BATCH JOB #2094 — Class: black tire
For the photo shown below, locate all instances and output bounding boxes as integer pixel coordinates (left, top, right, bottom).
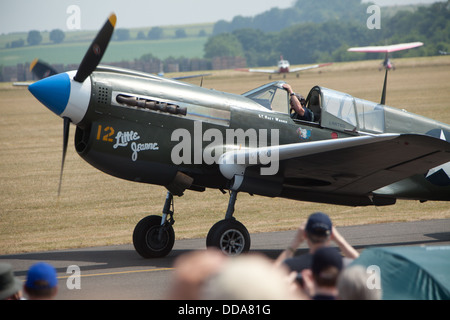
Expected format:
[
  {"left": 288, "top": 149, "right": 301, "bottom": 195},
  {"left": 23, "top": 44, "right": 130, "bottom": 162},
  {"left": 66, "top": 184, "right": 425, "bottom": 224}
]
[
  {"left": 133, "top": 215, "right": 175, "bottom": 258},
  {"left": 206, "top": 219, "right": 250, "bottom": 256}
]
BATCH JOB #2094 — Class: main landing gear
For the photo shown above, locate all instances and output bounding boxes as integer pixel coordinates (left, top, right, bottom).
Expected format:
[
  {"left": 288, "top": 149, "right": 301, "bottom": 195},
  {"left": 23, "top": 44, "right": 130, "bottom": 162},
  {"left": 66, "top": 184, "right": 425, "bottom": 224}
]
[{"left": 132, "top": 190, "right": 250, "bottom": 258}]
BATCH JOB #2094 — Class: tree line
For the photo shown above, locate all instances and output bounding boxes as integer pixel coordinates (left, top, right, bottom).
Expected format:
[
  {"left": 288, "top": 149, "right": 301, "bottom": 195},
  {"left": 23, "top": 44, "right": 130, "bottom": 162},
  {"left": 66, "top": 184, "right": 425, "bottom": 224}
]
[
  {"left": 205, "top": 1, "right": 450, "bottom": 66},
  {"left": 5, "top": 27, "right": 207, "bottom": 49}
]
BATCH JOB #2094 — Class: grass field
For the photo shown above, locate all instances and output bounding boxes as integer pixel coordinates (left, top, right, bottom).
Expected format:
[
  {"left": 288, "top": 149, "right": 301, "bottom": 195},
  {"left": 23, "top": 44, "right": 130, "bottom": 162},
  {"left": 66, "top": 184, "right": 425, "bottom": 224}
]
[
  {"left": 1, "top": 56, "right": 449, "bottom": 255},
  {"left": 0, "top": 23, "right": 213, "bottom": 67},
  {"left": 0, "top": 37, "right": 208, "bottom": 67}
]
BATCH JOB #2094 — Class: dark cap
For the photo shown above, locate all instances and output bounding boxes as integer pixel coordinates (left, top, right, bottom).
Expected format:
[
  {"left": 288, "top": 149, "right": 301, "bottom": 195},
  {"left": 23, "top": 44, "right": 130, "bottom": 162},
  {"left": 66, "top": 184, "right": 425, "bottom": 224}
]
[
  {"left": 311, "top": 247, "right": 343, "bottom": 276},
  {"left": 305, "top": 212, "right": 332, "bottom": 236}
]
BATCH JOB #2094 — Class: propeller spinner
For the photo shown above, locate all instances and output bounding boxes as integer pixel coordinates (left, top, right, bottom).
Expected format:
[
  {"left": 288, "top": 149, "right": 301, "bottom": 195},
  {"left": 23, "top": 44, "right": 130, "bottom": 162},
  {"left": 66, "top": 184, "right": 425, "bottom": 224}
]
[{"left": 28, "top": 13, "right": 117, "bottom": 195}]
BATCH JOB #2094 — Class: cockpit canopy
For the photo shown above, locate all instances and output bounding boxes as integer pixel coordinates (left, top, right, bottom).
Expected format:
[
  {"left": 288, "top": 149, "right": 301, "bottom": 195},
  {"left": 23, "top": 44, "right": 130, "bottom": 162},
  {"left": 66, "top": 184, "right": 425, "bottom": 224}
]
[
  {"left": 242, "top": 81, "right": 386, "bottom": 134},
  {"left": 319, "top": 86, "right": 385, "bottom": 133},
  {"left": 242, "top": 81, "right": 289, "bottom": 113}
]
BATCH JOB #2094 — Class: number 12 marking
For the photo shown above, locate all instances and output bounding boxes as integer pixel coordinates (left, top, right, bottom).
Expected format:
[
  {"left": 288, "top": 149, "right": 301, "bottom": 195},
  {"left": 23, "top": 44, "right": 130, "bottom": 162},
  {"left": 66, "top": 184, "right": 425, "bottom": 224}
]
[{"left": 96, "top": 125, "right": 114, "bottom": 142}]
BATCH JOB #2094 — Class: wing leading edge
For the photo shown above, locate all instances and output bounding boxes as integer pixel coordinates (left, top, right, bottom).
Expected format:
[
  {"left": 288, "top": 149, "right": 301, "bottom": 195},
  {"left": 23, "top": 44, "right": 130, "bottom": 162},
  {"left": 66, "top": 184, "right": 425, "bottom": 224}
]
[{"left": 219, "top": 133, "right": 450, "bottom": 199}]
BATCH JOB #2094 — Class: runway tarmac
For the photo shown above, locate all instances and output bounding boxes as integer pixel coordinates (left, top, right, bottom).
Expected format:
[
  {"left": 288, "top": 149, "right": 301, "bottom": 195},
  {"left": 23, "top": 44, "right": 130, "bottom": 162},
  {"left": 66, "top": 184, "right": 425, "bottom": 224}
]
[{"left": 1, "top": 219, "right": 449, "bottom": 300}]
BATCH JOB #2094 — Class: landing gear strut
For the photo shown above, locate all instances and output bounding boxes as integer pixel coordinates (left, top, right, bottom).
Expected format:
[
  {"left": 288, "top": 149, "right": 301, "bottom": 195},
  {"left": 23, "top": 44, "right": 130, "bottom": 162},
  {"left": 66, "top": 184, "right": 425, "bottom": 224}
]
[
  {"left": 206, "top": 190, "right": 251, "bottom": 256},
  {"left": 133, "top": 191, "right": 175, "bottom": 258},
  {"left": 133, "top": 190, "right": 250, "bottom": 258}
]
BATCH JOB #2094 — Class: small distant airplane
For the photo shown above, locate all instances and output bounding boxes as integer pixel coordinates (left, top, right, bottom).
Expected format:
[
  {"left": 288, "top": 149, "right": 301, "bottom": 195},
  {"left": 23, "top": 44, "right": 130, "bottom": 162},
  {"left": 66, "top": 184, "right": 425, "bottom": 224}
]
[
  {"left": 347, "top": 42, "right": 424, "bottom": 71},
  {"left": 236, "top": 56, "right": 332, "bottom": 79},
  {"left": 348, "top": 42, "right": 424, "bottom": 105}
]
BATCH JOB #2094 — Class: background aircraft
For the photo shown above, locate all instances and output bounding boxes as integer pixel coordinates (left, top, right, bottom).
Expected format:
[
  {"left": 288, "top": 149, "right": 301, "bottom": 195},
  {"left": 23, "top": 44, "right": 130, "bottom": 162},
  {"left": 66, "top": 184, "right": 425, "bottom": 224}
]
[
  {"left": 28, "top": 14, "right": 450, "bottom": 258},
  {"left": 236, "top": 56, "right": 332, "bottom": 79},
  {"left": 348, "top": 42, "right": 423, "bottom": 105},
  {"left": 347, "top": 42, "right": 424, "bottom": 71}
]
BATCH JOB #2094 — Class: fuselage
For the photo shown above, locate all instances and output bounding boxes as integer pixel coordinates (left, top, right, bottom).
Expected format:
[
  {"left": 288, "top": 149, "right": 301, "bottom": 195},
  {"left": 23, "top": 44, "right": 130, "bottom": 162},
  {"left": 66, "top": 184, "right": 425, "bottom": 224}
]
[{"left": 29, "top": 67, "right": 450, "bottom": 205}]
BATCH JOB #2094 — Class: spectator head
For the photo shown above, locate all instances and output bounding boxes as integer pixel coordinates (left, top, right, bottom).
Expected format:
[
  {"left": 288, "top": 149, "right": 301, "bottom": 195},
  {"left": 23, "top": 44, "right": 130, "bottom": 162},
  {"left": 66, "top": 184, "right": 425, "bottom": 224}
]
[
  {"left": 337, "top": 265, "right": 382, "bottom": 300},
  {"left": 305, "top": 212, "right": 332, "bottom": 244},
  {"left": 0, "top": 263, "right": 22, "bottom": 300},
  {"left": 311, "top": 247, "right": 343, "bottom": 288},
  {"left": 24, "top": 262, "right": 58, "bottom": 300}
]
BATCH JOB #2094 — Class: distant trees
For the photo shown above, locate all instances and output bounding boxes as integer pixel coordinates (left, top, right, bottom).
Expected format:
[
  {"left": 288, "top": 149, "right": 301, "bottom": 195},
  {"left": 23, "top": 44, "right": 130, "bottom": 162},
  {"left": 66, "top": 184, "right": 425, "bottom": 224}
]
[
  {"left": 204, "top": 33, "right": 244, "bottom": 58},
  {"left": 175, "top": 29, "right": 187, "bottom": 39},
  {"left": 114, "top": 29, "right": 130, "bottom": 41},
  {"left": 5, "top": 24, "right": 209, "bottom": 51},
  {"left": 212, "top": 0, "right": 367, "bottom": 35},
  {"left": 206, "top": 1, "right": 450, "bottom": 66},
  {"left": 49, "top": 29, "right": 65, "bottom": 44},
  {"left": 27, "top": 30, "right": 42, "bottom": 46},
  {"left": 148, "top": 27, "right": 163, "bottom": 40}
]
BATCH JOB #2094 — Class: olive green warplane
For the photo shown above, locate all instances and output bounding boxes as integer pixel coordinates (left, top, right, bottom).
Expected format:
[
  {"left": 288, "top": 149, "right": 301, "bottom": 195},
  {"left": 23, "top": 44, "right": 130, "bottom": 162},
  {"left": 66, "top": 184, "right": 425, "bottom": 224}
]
[{"left": 28, "top": 14, "right": 450, "bottom": 258}]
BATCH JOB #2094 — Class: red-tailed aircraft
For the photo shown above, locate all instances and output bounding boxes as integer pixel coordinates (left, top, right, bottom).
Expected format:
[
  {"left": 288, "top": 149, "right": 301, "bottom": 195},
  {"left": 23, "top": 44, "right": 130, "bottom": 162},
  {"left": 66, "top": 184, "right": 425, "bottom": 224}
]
[
  {"left": 348, "top": 42, "right": 424, "bottom": 105},
  {"left": 236, "top": 56, "right": 332, "bottom": 79},
  {"left": 347, "top": 42, "right": 424, "bottom": 71}
]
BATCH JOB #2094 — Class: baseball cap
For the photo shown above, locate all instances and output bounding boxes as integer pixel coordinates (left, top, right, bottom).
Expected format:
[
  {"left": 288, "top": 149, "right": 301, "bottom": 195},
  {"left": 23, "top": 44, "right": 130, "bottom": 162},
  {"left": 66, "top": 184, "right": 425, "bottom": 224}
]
[
  {"left": 305, "top": 212, "right": 332, "bottom": 236},
  {"left": 25, "top": 262, "right": 58, "bottom": 290},
  {"left": 311, "top": 247, "right": 343, "bottom": 276}
]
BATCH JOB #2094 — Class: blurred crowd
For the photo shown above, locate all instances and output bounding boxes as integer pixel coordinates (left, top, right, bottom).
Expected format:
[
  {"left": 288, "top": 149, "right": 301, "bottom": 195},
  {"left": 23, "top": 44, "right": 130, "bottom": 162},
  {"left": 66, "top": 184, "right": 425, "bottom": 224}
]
[
  {"left": 168, "top": 211, "right": 381, "bottom": 300},
  {"left": 1, "top": 212, "right": 382, "bottom": 300}
]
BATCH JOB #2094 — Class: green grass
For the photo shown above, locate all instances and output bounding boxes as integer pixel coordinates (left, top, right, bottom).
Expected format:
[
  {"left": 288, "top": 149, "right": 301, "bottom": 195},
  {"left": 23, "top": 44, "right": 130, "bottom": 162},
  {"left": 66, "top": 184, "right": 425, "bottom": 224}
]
[
  {"left": 0, "top": 37, "right": 208, "bottom": 67},
  {"left": 0, "top": 23, "right": 213, "bottom": 67}
]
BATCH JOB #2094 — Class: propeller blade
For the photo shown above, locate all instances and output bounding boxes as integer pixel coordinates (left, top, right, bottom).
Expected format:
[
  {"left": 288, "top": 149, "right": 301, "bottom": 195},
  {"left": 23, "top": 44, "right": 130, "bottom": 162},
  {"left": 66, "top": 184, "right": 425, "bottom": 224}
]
[
  {"left": 58, "top": 117, "right": 71, "bottom": 197},
  {"left": 30, "top": 58, "right": 58, "bottom": 79},
  {"left": 73, "top": 13, "right": 117, "bottom": 83}
]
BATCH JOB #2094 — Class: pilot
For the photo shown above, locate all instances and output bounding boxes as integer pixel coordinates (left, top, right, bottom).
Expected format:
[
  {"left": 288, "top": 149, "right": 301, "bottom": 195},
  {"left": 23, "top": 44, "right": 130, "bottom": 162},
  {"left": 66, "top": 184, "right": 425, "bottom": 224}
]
[{"left": 283, "top": 83, "right": 314, "bottom": 122}]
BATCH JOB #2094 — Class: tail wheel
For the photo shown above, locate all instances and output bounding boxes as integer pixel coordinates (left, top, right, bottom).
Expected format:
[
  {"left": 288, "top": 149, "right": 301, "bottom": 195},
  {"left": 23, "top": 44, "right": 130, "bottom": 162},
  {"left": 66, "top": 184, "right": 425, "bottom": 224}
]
[
  {"left": 133, "top": 215, "right": 175, "bottom": 258},
  {"left": 206, "top": 219, "right": 250, "bottom": 256}
]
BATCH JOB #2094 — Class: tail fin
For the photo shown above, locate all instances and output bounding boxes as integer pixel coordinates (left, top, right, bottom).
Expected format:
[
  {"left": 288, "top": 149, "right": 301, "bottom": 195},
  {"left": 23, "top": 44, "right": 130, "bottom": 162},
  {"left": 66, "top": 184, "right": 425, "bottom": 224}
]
[{"left": 380, "top": 68, "right": 388, "bottom": 105}]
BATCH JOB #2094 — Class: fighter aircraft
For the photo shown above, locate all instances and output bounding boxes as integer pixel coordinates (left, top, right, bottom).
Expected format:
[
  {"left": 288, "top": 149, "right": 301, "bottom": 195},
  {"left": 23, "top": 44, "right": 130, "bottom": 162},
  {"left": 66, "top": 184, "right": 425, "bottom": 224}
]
[
  {"left": 236, "top": 56, "right": 332, "bottom": 79},
  {"left": 28, "top": 14, "right": 450, "bottom": 258},
  {"left": 347, "top": 42, "right": 424, "bottom": 71}
]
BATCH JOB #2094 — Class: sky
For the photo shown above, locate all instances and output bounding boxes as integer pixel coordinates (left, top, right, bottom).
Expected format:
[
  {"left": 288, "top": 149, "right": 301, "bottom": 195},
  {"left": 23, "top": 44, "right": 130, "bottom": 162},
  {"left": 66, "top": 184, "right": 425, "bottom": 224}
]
[
  {"left": 0, "top": 0, "right": 294, "bottom": 34},
  {"left": 0, "top": 0, "right": 442, "bottom": 34}
]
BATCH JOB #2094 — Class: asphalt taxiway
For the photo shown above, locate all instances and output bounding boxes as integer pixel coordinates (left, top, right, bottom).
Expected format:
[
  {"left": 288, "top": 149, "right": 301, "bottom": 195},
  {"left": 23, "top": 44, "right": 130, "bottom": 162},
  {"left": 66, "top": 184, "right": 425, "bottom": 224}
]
[{"left": 1, "top": 219, "right": 449, "bottom": 299}]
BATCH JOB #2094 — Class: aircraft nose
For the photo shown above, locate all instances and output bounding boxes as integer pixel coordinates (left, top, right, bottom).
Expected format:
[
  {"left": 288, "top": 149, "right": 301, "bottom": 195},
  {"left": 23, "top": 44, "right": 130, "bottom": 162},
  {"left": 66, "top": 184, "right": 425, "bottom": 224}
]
[
  {"left": 29, "top": 73, "right": 71, "bottom": 116},
  {"left": 28, "top": 71, "right": 91, "bottom": 124}
]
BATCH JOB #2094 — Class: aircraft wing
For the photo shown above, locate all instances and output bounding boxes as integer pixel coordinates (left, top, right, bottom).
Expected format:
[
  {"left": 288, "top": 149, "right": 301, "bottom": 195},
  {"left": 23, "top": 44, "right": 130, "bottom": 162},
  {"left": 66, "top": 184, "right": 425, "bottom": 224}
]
[
  {"left": 172, "top": 73, "right": 212, "bottom": 80},
  {"left": 235, "top": 68, "right": 278, "bottom": 74},
  {"left": 289, "top": 63, "right": 333, "bottom": 73},
  {"left": 12, "top": 82, "right": 34, "bottom": 87},
  {"left": 219, "top": 133, "right": 450, "bottom": 196},
  {"left": 347, "top": 42, "right": 423, "bottom": 53}
]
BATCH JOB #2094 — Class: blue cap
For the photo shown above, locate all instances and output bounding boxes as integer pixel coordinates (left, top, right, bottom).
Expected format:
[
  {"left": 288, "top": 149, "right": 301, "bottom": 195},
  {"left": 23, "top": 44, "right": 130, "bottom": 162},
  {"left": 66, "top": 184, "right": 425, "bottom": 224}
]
[
  {"left": 25, "top": 262, "right": 58, "bottom": 289},
  {"left": 28, "top": 72, "right": 71, "bottom": 116},
  {"left": 306, "top": 212, "right": 332, "bottom": 236}
]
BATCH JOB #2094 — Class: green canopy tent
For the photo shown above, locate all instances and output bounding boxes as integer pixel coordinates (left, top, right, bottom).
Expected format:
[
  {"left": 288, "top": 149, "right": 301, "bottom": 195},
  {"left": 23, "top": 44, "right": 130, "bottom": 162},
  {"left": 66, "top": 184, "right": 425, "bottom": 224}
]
[{"left": 351, "top": 245, "right": 450, "bottom": 300}]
